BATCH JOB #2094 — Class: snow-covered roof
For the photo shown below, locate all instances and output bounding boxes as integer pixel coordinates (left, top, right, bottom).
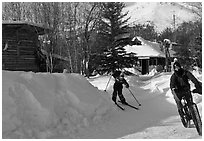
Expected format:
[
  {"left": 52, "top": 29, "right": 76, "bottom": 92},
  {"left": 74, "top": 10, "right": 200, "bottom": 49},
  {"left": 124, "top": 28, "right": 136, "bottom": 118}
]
[{"left": 124, "top": 36, "right": 165, "bottom": 58}]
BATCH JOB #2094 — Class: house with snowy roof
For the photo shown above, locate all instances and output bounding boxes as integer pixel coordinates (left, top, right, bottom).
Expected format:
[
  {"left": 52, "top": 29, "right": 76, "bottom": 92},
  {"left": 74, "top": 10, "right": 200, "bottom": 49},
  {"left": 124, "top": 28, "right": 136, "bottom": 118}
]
[{"left": 124, "top": 36, "right": 176, "bottom": 74}]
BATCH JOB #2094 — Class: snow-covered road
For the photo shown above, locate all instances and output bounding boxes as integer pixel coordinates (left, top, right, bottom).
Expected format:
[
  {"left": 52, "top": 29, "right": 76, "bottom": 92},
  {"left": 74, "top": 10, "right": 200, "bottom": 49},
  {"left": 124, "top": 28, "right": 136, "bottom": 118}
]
[
  {"left": 122, "top": 115, "right": 201, "bottom": 139},
  {"left": 87, "top": 73, "right": 202, "bottom": 139}
]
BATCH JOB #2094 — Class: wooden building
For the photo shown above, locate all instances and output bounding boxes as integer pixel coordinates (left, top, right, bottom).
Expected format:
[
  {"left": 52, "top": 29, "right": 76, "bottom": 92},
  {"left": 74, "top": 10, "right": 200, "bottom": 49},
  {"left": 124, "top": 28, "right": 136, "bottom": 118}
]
[{"left": 2, "top": 20, "right": 49, "bottom": 72}]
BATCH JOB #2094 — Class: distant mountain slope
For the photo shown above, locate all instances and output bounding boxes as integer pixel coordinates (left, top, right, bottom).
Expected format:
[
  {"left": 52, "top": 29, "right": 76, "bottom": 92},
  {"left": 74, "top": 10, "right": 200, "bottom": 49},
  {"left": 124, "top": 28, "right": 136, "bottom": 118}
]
[{"left": 123, "top": 2, "right": 200, "bottom": 33}]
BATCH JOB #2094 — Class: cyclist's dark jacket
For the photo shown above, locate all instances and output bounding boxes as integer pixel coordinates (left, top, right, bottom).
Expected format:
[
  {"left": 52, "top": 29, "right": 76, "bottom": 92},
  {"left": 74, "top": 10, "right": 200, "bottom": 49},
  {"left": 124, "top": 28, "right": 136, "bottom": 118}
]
[{"left": 170, "top": 68, "right": 201, "bottom": 92}]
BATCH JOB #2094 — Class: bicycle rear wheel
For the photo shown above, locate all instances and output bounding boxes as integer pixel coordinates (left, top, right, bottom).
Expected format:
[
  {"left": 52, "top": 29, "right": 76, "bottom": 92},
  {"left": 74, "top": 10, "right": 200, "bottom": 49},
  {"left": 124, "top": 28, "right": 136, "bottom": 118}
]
[{"left": 190, "top": 103, "right": 202, "bottom": 136}]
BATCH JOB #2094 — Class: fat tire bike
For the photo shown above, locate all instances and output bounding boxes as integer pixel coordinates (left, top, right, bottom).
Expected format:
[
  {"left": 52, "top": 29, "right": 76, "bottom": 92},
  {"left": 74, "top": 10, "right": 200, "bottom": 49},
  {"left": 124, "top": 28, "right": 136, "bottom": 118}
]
[{"left": 178, "top": 92, "right": 202, "bottom": 136}]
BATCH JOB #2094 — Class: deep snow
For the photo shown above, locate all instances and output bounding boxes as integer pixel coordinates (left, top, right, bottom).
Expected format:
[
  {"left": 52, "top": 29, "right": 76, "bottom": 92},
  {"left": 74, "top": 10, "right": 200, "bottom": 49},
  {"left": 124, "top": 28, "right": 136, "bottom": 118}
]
[{"left": 2, "top": 69, "right": 202, "bottom": 139}]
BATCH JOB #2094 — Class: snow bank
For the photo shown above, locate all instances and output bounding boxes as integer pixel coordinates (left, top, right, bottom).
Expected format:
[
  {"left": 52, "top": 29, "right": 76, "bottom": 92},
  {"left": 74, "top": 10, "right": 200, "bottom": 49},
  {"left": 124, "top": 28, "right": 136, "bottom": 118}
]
[
  {"left": 136, "top": 71, "right": 202, "bottom": 109},
  {"left": 2, "top": 71, "right": 112, "bottom": 139}
]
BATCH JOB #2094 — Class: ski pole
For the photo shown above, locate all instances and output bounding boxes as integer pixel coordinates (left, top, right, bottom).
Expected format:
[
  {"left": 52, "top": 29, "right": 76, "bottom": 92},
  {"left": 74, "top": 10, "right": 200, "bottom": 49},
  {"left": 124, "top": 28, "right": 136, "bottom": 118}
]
[
  {"left": 104, "top": 75, "right": 112, "bottom": 91},
  {"left": 128, "top": 88, "right": 141, "bottom": 106}
]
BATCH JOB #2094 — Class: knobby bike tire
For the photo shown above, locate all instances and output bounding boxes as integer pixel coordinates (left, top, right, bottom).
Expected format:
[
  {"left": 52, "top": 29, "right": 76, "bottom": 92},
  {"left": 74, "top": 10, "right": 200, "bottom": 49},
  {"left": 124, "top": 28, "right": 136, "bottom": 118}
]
[{"left": 190, "top": 103, "right": 202, "bottom": 136}]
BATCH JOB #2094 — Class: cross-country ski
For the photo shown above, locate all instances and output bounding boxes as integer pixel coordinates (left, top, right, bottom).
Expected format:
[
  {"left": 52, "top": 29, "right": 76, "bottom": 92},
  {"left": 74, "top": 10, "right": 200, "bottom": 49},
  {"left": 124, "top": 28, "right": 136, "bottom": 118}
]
[
  {"left": 118, "top": 100, "right": 139, "bottom": 110},
  {"left": 115, "top": 102, "right": 125, "bottom": 110}
]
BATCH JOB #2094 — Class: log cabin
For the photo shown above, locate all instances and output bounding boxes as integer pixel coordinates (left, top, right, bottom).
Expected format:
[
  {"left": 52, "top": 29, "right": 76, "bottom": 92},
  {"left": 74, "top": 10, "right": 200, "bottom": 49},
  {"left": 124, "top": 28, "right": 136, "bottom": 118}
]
[{"left": 2, "top": 20, "right": 49, "bottom": 72}]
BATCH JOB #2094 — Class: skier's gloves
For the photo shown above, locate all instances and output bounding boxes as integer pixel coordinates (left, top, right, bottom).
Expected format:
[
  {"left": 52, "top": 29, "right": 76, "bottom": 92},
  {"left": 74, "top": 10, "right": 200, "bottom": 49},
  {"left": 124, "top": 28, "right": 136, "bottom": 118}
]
[{"left": 192, "top": 88, "right": 202, "bottom": 95}]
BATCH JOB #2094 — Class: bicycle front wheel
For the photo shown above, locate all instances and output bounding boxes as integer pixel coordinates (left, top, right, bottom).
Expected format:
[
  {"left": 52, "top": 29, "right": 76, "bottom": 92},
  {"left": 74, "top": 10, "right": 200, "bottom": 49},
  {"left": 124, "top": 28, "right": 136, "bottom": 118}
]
[{"left": 190, "top": 103, "right": 202, "bottom": 136}]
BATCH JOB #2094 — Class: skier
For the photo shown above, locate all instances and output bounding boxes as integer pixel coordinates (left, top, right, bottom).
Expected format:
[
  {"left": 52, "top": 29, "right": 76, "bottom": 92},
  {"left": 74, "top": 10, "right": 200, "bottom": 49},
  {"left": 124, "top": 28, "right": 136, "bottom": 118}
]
[
  {"left": 112, "top": 70, "right": 129, "bottom": 104},
  {"left": 170, "top": 61, "right": 202, "bottom": 116}
]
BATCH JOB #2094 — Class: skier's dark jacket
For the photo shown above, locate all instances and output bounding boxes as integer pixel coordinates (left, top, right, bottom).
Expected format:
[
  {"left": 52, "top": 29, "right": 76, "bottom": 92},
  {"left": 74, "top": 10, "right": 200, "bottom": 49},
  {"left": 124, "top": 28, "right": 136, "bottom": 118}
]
[
  {"left": 170, "top": 68, "right": 201, "bottom": 93},
  {"left": 112, "top": 71, "right": 129, "bottom": 89}
]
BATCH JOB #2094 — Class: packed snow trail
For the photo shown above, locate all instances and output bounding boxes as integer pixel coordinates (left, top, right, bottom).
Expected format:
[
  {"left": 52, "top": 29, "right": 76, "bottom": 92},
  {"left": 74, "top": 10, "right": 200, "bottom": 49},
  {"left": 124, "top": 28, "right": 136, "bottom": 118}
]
[
  {"left": 87, "top": 74, "right": 202, "bottom": 139},
  {"left": 121, "top": 116, "right": 201, "bottom": 139}
]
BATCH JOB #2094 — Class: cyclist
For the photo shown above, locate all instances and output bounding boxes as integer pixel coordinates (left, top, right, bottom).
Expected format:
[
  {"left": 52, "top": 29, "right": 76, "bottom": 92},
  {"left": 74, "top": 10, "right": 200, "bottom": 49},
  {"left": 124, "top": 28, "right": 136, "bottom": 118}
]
[{"left": 170, "top": 61, "right": 202, "bottom": 116}]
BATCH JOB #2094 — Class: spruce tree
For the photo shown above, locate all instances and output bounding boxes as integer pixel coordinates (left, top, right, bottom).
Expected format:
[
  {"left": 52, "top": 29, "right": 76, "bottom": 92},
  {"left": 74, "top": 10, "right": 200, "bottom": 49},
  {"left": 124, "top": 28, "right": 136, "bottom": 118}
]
[{"left": 97, "top": 2, "right": 132, "bottom": 72}]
